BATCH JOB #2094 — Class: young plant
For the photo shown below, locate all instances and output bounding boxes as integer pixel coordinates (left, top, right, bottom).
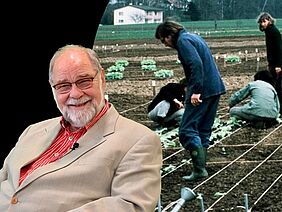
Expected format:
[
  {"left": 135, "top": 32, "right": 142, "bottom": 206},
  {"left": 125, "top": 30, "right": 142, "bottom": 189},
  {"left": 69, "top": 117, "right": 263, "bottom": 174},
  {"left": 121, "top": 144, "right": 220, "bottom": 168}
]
[
  {"left": 224, "top": 55, "right": 241, "bottom": 63},
  {"left": 115, "top": 60, "right": 129, "bottom": 67},
  {"left": 154, "top": 69, "right": 174, "bottom": 79},
  {"left": 141, "top": 59, "right": 157, "bottom": 71},
  {"left": 105, "top": 72, "right": 124, "bottom": 81}
]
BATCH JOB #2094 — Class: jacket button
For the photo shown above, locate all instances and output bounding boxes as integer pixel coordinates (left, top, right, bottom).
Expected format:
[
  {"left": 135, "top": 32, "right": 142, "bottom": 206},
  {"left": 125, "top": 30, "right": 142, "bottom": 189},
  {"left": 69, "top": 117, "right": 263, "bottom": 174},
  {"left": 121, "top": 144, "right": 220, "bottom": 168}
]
[{"left": 11, "top": 196, "right": 18, "bottom": 204}]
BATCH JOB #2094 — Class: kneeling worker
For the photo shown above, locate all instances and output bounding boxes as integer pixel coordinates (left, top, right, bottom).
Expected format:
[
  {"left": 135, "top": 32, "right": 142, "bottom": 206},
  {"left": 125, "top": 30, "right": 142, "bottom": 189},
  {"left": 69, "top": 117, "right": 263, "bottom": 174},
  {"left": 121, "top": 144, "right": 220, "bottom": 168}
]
[
  {"left": 229, "top": 70, "right": 280, "bottom": 128},
  {"left": 148, "top": 78, "right": 187, "bottom": 127}
]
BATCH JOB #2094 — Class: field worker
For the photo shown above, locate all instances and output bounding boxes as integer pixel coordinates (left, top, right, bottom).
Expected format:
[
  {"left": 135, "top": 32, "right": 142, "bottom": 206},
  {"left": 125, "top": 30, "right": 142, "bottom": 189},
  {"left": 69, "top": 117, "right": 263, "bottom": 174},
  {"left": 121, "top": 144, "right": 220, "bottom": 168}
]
[
  {"left": 0, "top": 45, "right": 163, "bottom": 212},
  {"left": 148, "top": 78, "right": 187, "bottom": 128},
  {"left": 155, "top": 21, "right": 226, "bottom": 181},
  {"left": 229, "top": 70, "right": 280, "bottom": 128},
  {"left": 257, "top": 12, "right": 282, "bottom": 114}
]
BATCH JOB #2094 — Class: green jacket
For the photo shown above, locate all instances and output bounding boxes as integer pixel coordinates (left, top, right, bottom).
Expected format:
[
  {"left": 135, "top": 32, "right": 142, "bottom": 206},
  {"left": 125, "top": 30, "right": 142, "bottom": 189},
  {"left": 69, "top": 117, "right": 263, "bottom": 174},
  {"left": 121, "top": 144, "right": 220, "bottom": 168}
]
[{"left": 229, "top": 80, "right": 280, "bottom": 119}]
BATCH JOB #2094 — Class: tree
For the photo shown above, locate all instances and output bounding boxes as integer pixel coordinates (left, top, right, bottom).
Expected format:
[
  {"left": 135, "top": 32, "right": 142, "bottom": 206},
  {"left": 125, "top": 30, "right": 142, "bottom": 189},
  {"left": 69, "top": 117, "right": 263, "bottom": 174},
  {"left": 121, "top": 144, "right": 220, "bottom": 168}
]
[
  {"left": 105, "top": 0, "right": 282, "bottom": 24},
  {"left": 187, "top": 2, "right": 201, "bottom": 21},
  {"left": 131, "top": 13, "right": 146, "bottom": 23}
]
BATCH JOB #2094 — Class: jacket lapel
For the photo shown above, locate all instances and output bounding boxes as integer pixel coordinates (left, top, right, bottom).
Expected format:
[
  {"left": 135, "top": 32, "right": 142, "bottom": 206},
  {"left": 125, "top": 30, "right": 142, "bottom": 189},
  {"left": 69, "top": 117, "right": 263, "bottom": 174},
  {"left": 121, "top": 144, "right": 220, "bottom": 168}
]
[
  {"left": 18, "top": 105, "right": 119, "bottom": 190},
  {"left": 12, "top": 119, "right": 61, "bottom": 190}
]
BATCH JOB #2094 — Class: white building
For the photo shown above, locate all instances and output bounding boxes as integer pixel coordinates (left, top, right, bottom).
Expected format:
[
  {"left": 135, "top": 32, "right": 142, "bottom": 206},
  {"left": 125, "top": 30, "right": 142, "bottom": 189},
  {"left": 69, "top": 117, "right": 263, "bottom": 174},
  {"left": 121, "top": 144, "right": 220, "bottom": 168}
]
[{"left": 114, "top": 5, "right": 163, "bottom": 25}]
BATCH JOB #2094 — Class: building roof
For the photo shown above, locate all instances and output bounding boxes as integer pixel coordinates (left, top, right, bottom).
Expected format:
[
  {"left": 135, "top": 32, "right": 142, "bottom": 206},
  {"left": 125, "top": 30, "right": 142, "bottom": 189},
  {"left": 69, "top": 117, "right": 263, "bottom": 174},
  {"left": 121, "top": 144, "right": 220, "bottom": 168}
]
[{"left": 126, "top": 5, "right": 163, "bottom": 11}]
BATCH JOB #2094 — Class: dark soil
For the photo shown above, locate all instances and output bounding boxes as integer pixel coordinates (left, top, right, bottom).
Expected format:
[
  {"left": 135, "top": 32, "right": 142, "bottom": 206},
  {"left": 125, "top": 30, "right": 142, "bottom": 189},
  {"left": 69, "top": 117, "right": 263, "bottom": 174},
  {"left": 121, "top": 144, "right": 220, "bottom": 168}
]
[{"left": 95, "top": 35, "right": 282, "bottom": 212}]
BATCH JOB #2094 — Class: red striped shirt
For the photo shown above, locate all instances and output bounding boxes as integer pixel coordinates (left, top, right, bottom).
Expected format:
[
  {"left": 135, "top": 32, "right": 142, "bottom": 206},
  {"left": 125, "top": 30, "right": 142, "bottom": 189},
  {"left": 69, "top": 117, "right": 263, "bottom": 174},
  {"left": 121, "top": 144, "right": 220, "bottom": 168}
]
[{"left": 19, "top": 101, "right": 110, "bottom": 185}]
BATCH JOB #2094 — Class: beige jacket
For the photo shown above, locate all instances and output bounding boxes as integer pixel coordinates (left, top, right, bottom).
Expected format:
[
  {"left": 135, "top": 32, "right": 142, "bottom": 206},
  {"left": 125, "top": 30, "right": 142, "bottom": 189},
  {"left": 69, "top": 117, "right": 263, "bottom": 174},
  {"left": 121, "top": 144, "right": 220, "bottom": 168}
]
[{"left": 0, "top": 105, "right": 162, "bottom": 212}]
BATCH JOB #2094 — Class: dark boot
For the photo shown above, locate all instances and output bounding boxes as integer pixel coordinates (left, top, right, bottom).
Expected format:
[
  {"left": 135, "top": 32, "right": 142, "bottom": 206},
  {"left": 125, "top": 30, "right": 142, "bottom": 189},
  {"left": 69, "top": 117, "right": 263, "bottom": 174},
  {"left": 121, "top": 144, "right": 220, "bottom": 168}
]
[
  {"left": 265, "top": 119, "right": 279, "bottom": 128},
  {"left": 203, "top": 147, "right": 208, "bottom": 166},
  {"left": 183, "top": 147, "right": 208, "bottom": 181},
  {"left": 251, "top": 121, "right": 266, "bottom": 129}
]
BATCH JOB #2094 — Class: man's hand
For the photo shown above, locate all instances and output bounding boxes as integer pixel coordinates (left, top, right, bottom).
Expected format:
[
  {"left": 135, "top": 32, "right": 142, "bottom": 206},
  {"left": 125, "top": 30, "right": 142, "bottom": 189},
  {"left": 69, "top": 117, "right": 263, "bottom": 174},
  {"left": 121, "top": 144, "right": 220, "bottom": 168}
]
[
  {"left": 173, "top": 98, "right": 184, "bottom": 108},
  {"left": 275, "top": 67, "right": 281, "bottom": 74},
  {"left": 191, "top": 94, "right": 202, "bottom": 106}
]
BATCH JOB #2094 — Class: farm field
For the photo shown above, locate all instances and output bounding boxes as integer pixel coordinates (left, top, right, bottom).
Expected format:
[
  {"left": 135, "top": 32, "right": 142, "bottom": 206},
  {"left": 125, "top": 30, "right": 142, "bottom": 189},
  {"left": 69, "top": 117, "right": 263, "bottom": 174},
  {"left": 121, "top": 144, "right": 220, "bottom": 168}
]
[{"left": 94, "top": 35, "right": 282, "bottom": 212}]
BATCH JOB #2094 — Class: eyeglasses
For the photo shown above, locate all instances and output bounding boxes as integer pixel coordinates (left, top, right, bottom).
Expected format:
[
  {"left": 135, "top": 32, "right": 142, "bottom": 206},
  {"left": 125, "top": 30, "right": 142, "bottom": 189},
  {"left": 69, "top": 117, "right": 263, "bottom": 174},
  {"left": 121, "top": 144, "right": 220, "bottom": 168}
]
[{"left": 52, "top": 73, "right": 98, "bottom": 94}]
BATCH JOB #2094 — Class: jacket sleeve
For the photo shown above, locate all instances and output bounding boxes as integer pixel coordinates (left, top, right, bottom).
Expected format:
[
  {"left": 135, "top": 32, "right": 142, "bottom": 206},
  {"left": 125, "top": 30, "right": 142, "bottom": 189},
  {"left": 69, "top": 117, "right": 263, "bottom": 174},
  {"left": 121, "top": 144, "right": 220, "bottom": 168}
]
[
  {"left": 177, "top": 39, "right": 204, "bottom": 94},
  {"left": 69, "top": 132, "right": 162, "bottom": 212},
  {"left": 272, "top": 27, "right": 282, "bottom": 67},
  {"left": 0, "top": 160, "right": 8, "bottom": 184},
  {"left": 229, "top": 83, "right": 251, "bottom": 107}
]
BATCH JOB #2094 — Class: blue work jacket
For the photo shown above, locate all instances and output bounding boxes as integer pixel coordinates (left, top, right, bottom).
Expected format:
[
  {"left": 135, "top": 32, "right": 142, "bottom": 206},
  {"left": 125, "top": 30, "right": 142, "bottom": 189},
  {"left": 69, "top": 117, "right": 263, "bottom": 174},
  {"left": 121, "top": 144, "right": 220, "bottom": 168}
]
[{"left": 175, "top": 29, "right": 226, "bottom": 100}]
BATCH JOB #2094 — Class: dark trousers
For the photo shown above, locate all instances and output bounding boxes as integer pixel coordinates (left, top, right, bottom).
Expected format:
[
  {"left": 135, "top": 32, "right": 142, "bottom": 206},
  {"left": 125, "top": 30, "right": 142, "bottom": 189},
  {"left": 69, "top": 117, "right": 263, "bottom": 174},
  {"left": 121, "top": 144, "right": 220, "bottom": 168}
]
[
  {"left": 269, "top": 66, "right": 282, "bottom": 114},
  {"left": 277, "top": 74, "right": 282, "bottom": 114},
  {"left": 179, "top": 95, "right": 220, "bottom": 150}
]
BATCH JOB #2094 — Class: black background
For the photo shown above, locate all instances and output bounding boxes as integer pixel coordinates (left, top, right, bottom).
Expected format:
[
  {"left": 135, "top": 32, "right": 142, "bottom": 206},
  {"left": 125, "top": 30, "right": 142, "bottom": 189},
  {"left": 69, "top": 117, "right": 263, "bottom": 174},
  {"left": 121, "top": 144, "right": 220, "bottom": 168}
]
[{"left": 2, "top": 1, "right": 109, "bottom": 164}]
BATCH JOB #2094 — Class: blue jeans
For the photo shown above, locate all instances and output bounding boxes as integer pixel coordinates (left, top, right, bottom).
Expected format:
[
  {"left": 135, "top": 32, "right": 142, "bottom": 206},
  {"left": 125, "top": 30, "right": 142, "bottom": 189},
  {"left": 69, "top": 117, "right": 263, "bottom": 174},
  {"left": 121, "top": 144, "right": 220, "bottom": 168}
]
[
  {"left": 179, "top": 95, "right": 220, "bottom": 150},
  {"left": 148, "top": 100, "right": 184, "bottom": 124}
]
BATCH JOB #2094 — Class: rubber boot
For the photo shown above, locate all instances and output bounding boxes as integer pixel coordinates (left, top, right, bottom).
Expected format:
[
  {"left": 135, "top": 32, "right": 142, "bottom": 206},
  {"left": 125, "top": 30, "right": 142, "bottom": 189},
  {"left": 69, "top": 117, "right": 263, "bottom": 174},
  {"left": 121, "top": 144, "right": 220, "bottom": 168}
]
[
  {"left": 183, "top": 147, "right": 208, "bottom": 181},
  {"left": 203, "top": 147, "right": 207, "bottom": 166}
]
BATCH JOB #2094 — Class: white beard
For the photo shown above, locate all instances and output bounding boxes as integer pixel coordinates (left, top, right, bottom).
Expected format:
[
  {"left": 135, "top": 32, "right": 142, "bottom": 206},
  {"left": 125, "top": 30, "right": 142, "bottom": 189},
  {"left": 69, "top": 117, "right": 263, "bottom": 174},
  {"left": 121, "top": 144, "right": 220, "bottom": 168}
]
[{"left": 63, "top": 97, "right": 97, "bottom": 128}]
